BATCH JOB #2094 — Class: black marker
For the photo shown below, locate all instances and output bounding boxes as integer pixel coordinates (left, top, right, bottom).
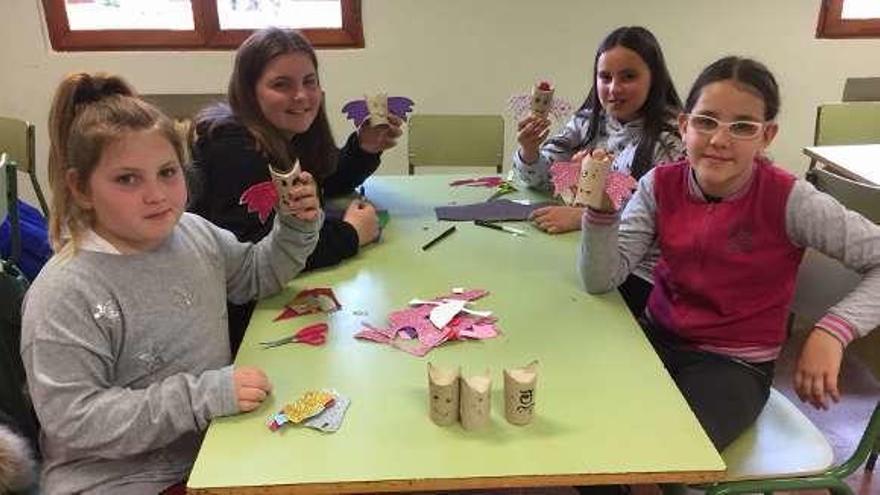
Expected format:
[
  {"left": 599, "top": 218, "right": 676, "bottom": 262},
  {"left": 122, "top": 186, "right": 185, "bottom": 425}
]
[{"left": 421, "top": 225, "right": 457, "bottom": 251}]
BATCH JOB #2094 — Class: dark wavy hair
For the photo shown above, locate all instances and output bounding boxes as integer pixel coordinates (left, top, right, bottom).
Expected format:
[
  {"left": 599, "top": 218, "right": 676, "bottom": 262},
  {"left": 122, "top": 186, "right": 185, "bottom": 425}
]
[
  {"left": 576, "top": 26, "right": 682, "bottom": 179},
  {"left": 199, "top": 28, "right": 337, "bottom": 178},
  {"left": 684, "top": 56, "right": 780, "bottom": 121}
]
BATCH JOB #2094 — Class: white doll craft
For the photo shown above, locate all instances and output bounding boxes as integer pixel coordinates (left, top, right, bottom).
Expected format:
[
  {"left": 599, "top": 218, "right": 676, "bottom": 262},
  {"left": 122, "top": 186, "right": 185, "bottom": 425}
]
[
  {"left": 238, "top": 160, "right": 302, "bottom": 223},
  {"left": 549, "top": 149, "right": 637, "bottom": 210},
  {"left": 342, "top": 93, "right": 415, "bottom": 128},
  {"left": 508, "top": 80, "right": 573, "bottom": 123}
]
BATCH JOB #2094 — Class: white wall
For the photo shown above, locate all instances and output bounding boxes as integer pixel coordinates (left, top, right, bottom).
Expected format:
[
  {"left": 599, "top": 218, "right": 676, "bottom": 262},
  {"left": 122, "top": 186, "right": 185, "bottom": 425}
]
[{"left": 2, "top": 0, "right": 879, "bottom": 205}]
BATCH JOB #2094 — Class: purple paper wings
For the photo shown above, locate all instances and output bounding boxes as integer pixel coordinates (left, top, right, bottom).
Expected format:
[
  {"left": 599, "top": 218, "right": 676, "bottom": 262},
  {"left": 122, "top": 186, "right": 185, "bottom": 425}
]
[{"left": 342, "top": 96, "right": 415, "bottom": 127}]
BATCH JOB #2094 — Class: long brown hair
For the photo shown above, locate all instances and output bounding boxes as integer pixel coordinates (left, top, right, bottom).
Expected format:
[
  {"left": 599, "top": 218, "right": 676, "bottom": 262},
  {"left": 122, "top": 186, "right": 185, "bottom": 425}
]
[
  {"left": 207, "top": 27, "right": 337, "bottom": 178},
  {"left": 573, "top": 26, "right": 682, "bottom": 179},
  {"left": 47, "top": 72, "right": 185, "bottom": 253}
]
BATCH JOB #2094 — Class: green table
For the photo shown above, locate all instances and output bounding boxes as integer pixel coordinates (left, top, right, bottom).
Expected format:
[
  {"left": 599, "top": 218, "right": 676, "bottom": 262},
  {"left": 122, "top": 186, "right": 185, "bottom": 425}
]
[{"left": 188, "top": 175, "right": 724, "bottom": 494}]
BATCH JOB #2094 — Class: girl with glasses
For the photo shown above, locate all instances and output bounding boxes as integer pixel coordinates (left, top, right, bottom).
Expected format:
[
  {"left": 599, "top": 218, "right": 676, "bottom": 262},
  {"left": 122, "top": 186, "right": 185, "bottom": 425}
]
[
  {"left": 579, "top": 56, "right": 880, "bottom": 450},
  {"left": 512, "top": 26, "right": 684, "bottom": 317}
]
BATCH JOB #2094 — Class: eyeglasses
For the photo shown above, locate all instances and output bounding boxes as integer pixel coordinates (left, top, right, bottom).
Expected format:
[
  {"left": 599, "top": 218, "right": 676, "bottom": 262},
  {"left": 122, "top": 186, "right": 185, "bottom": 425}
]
[{"left": 685, "top": 114, "right": 766, "bottom": 140}]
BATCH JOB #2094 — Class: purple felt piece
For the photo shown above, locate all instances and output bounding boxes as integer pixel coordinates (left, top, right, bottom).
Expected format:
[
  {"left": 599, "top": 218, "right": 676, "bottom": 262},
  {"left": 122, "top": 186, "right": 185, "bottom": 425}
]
[
  {"left": 434, "top": 199, "right": 552, "bottom": 222},
  {"left": 341, "top": 100, "right": 370, "bottom": 127},
  {"left": 387, "top": 96, "right": 414, "bottom": 120}
]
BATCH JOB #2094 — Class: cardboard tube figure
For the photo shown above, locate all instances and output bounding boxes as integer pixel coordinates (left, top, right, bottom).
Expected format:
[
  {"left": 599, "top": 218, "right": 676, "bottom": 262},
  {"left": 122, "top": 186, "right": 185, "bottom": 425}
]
[
  {"left": 574, "top": 149, "right": 612, "bottom": 209},
  {"left": 530, "top": 81, "right": 555, "bottom": 118},
  {"left": 365, "top": 93, "right": 390, "bottom": 126},
  {"left": 269, "top": 159, "right": 302, "bottom": 216},
  {"left": 504, "top": 360, "right": 539, "bottom": 425},
  {"left": 460, "top": 370, "right": 492, "bottom": 430},
  {"left": 428, "top": 363, "right": 460, "bottom": 426}
]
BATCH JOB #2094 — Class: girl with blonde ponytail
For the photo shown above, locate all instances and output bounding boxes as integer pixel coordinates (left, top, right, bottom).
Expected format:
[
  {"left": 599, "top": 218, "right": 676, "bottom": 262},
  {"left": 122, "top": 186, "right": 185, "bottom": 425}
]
[{"left": 22, "top": 72, "right": 322, "bottom": 494}]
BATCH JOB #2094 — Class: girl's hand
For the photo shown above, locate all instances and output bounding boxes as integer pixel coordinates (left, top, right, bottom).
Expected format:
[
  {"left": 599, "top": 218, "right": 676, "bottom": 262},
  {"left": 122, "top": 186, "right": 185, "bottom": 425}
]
[
  {"left": 287, "top": 171, "right": 321, "bottom": 222},
  {"left": 233, "top": 366, "right": 272, "bottom": 413},
  {"left": 529, "top": 206, "right": 583, "bottom": 234},
  {"left": 516, "top": 115, "right": 551, "bottom": 163},
  {"left": 343, "top": 199, "right": 380, "bottom": 246},
  {"left": 794, "top": 329, "right": 844, "bottom": 410},
  {"left": 358, "top": 115, "right": 404, "bottom": 154}
]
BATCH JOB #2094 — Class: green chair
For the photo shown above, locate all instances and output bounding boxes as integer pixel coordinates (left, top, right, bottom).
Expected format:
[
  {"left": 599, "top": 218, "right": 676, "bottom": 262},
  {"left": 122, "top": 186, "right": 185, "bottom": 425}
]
[
  {"left": 810, "top": 102, "right": 880, "bottom": 172},
  {"left": 407, "top": 114, "right": 504, "bottom": 175},
  {"left": 1, "top": 153, "right": 21, "bottom": 266},
  {"left": 0, "top": 117, "right": 47, "bottom": 216},
  {"left": 687, "top": 389, "right": 879, "bottom": 495}
]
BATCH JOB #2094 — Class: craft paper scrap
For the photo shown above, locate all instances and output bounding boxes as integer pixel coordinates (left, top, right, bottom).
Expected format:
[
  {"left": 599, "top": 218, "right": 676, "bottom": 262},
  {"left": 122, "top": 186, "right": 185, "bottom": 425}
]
[
  {"left": 304, "top": 391, "right": 351, "bottom": 432},
  {"left": 267, "top": 389, "right": 336, "bottom": 432},
  {"left": 274, "top": 288, "right": 341, "bottom": 322},
  {"left": 355, "top": 288, "right": 500, "bottom": 357},
  {"left": 435, "top": 199, "right": 552, "bottom": 222}
]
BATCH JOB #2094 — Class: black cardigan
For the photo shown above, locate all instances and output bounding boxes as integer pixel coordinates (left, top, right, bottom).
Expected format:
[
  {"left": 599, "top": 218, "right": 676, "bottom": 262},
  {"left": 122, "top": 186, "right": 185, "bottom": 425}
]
[{"left": 188, "top": 117, "right": 381, "bottom": 271}]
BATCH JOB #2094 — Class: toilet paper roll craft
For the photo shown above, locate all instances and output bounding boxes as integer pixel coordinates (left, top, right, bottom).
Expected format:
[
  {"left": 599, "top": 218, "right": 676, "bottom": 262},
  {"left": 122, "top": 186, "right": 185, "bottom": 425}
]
[
  {"left": 507, "top": 80, "right": 573, "bottom": 123},
  {"left": 342, "top": 94, "right": 415, "bottom": 128},
  {"left": 238, "top": 160, "right": 302, "bottom": 223},
  {"left": 574, "top": 148, "right": 612, "bottom": 208},
  {"left": 504, "top": 360, "right": 539, "bottom": 425},
  {"left": 460, "top": 369, "right": 491, "bottom": 430},
  {"left": 428, "top": 362, "right": 461, "bottom": 426},
  {"left": 549, "top": 148, "right": 637, "bottom": 210}
]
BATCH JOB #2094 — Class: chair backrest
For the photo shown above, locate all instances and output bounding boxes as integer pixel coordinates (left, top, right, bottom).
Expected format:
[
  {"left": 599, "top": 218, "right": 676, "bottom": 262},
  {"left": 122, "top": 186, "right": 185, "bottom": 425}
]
[
  {"left": 0, "top": 117, "right": 35, "bottom": 175},
  {"left": 0, "top": 154, "right": 21, "bottom": 265},
  {"left": 812, "top": 167, "right": 880, "bottom": 224},
  {"left": 407, "top": 114, "right": 504, "bottom": 175},
  {"left": 814, "top": 102, "right": 880, "bottom": 146},
  {"left": 843, "top": 77, "right": 880, "bottom": 102}
]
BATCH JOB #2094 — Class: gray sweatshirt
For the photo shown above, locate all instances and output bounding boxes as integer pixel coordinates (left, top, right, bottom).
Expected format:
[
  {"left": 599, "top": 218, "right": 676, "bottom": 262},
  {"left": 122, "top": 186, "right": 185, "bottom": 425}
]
[
  {"left": 21, "top": 212, "right": 320, "bottom": 494},
  {"left": 512, "top": 108, "right": 683, "bottom": 283}
]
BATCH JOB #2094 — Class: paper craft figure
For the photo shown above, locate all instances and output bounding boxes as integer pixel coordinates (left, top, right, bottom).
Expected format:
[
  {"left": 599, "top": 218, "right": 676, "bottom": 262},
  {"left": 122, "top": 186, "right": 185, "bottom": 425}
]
[
  {"left": 267, "top": 390, "right": 335, "bottom": 431},
  {"left": 530, "top": 81, "right": 555, "bottom": 118},
  {"left": 508, "top": 81, "right": 573, "bottom": 123},
  {"left": 504, "top": 360, "right": 539, "bottom": 426},
  {"left": 274, "top": 288, "right": 341, "bottom": 322},
  {"left": 575, "top": 149, "right": 611, "bottom": 208},
  {"left": 354, "top": 288, "right": 500, "bottom": 357},
  {"left": 550, "top": 149, "right": 638, "bottom": 210},
  {"left": 269, "top": 160, "right": 302, "bottom": 216},
  {"left": 238, "top": 160, "right": 302, "bottom": 224},
  {"left": 342, "top": 94, "right": 415, "bottom": 128},
  {"left": 460, "top": 370, "right": 491, "bottom": 430},
  {"left": 428, "top": 363, "right": 460, "bottom": 426}
]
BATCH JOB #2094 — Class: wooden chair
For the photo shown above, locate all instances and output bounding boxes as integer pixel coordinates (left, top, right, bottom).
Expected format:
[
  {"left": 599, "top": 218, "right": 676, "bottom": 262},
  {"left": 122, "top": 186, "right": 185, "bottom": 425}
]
[
  {"left": 407, "top": 114, "right": 504, "bottom": 175},
  {"left": 0, "top": 117, "right": 47, "bottom": 216}
]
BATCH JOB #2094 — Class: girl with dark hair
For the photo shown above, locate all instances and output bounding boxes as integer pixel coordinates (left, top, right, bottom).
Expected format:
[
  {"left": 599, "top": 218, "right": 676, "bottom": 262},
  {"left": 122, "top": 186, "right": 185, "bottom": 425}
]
[
  {"left": 514, "top": 25, "right": 683, "bottom": 317},
  {"left": 580, "top": 56, "right": 880, "bottom": 450},
  {"left": 189, "top": 28, "right": 401, "bottom": 351},
  {"left": 23, "top": 71, "right": 320, "bottom": 493}
]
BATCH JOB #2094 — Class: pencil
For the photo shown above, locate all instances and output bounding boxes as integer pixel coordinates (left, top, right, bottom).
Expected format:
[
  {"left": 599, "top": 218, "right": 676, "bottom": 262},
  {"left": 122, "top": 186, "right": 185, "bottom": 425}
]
[{"left": 421, "top": 225, "right": 457, "bottom": 251}]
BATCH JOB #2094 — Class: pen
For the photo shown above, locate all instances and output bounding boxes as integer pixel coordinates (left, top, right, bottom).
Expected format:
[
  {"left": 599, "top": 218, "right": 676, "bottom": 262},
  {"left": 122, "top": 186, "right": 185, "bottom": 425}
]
[
  {"left": 357, "top": 185, "right": 366, "bottom": 209},
  {"left": 421, "top": 225, "right": 457, "bottom": 251},
  {"left": 473, "top": 220, "right": 526, "bottom": 236}
]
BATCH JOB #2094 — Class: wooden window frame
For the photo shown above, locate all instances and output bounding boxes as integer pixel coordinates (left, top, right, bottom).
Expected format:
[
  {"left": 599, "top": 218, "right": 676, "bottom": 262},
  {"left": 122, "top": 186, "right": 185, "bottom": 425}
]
[
  {"left": 42, "top": 0, "right": 363, "bottom": 51},
  {"left": 817, "top": 0, "right": 880, "bottom": 38}
]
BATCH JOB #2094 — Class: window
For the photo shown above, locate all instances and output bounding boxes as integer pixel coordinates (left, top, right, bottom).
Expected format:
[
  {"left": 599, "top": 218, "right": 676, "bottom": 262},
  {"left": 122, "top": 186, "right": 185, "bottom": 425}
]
[
  {"left": 817, "top": 0, "right": 880, "bottom": 38},
  {"left": 42, "top": 0, "right": 363, "bottom": 51}
]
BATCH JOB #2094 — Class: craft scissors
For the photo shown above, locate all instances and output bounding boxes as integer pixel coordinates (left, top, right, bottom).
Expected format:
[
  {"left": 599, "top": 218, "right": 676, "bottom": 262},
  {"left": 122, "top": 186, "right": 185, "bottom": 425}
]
[{"left": 260, "top": 323, "right": 328, "bottom": 348}]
